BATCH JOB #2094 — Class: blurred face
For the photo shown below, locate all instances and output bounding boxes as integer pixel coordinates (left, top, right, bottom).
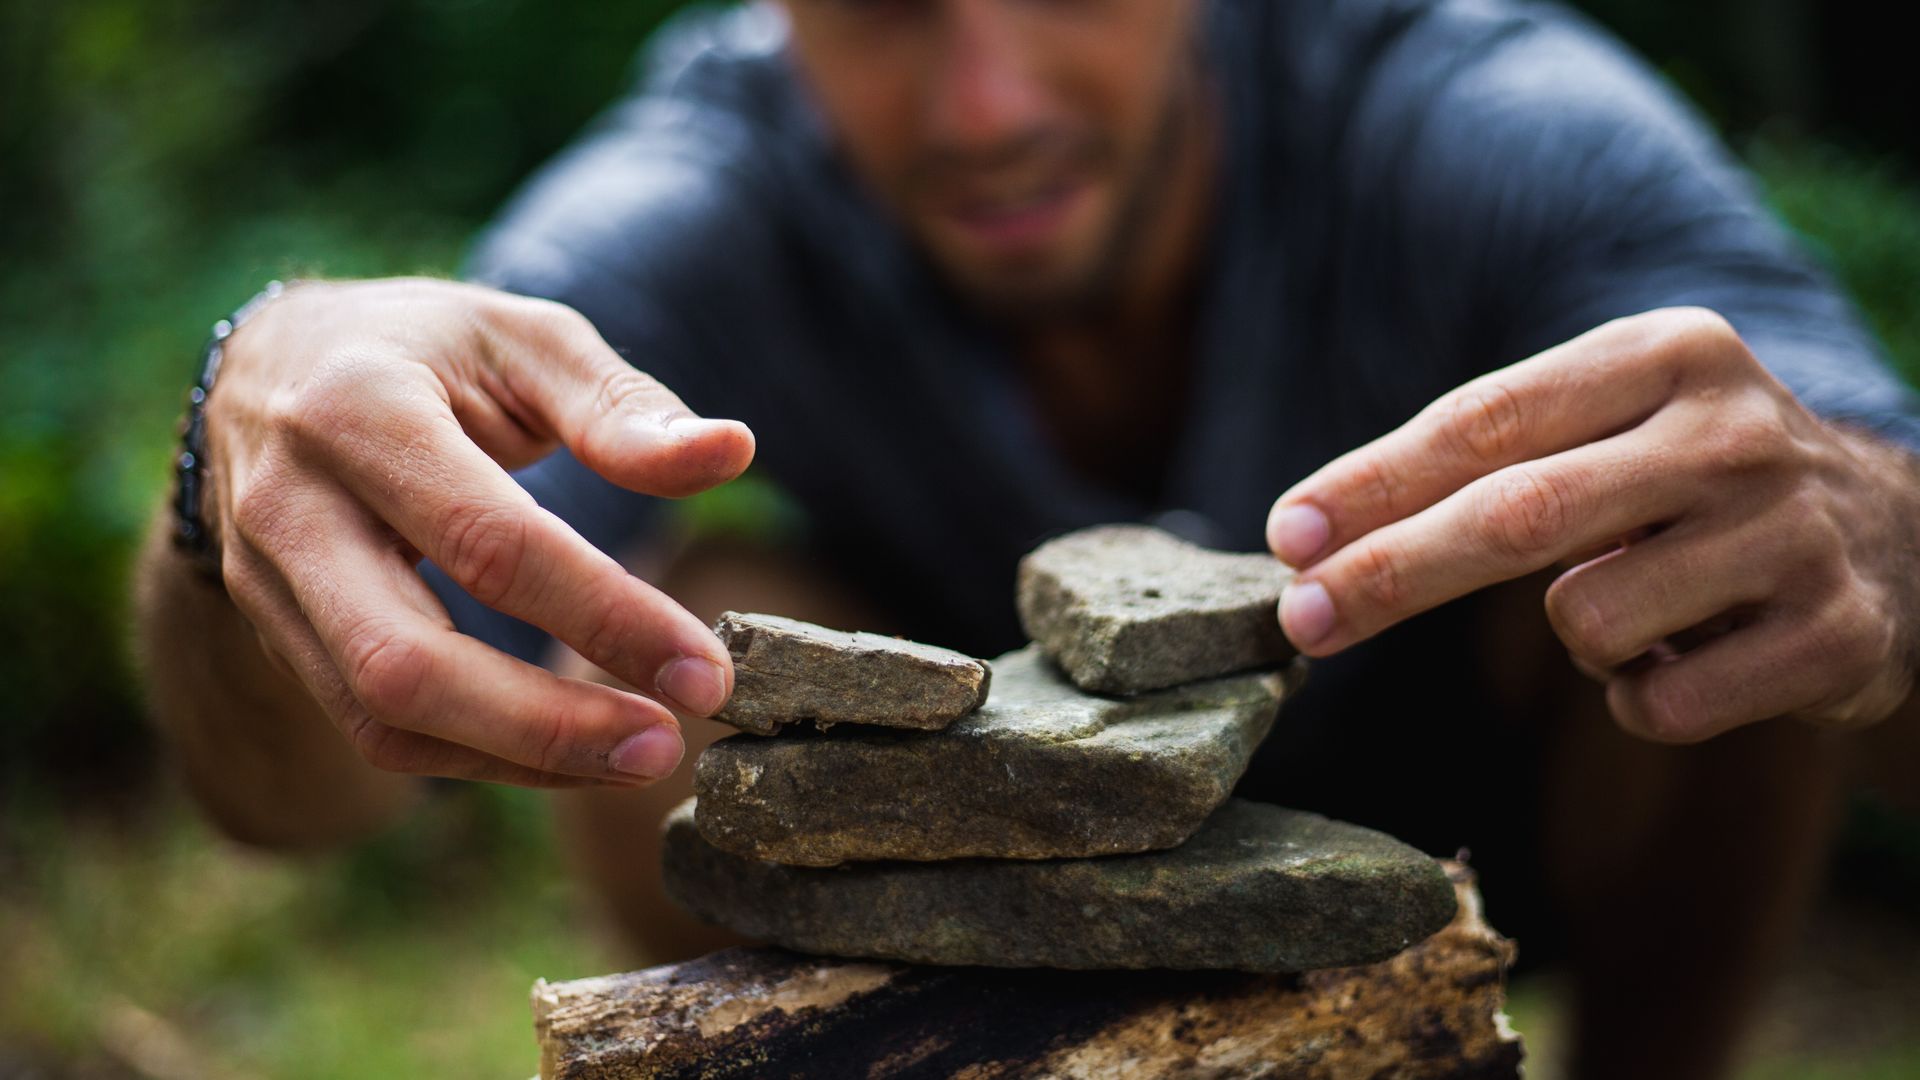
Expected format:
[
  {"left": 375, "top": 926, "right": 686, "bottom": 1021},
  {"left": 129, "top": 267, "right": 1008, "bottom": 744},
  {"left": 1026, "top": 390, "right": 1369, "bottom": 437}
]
[{"left": 781, "top": 0, "right": 1206, "bottom": 316}]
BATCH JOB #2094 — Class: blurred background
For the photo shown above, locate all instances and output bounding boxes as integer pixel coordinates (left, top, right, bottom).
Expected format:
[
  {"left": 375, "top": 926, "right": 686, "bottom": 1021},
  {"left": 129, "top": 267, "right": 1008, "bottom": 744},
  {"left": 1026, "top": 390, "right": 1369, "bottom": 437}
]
[{"left": 2, "top": 0, "right": 1917, "bottom": 1076}]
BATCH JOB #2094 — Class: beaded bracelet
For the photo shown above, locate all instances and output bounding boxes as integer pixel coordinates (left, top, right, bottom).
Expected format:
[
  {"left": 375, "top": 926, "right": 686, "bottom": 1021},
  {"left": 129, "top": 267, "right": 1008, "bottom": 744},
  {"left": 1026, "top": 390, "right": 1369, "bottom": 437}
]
[{"left": 170, "top": 280, "right": 287, "bottom": 580}]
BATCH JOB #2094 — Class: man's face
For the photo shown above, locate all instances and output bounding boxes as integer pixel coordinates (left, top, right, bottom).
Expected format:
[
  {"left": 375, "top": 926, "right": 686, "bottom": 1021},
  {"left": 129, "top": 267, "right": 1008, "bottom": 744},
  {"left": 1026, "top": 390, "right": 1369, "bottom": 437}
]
[{"left": 781, "top": 0, "right": 1204, "bottom": 316}]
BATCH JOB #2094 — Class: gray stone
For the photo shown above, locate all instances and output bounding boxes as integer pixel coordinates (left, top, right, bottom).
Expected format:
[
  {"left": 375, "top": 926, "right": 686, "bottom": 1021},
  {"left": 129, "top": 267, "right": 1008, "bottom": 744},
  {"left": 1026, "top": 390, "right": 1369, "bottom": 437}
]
[
  {"left": 535, "top": 865, "right": 1521, "bottom": 1079},
  {"left": 1017, "top": 524, "right": 1297, "bottom": 694},
  {"left": 662, "top": 798, "right": 1459, "bottom": 973},
  {"left": 713, "top": 612, "right": 991, "bottom": 736},
  {"left": 693, "top": 646, "right": 1298, "bottom": 866}
]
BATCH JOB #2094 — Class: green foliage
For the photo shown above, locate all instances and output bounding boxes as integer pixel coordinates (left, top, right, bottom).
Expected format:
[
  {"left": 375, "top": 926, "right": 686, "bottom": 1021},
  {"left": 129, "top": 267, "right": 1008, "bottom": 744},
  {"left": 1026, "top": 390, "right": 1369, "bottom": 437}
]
[
  {"left": 1753, "top": 140, "right": 1920, "bottom": 385},
  {"left": 0, "top": 0, "right": 691, "bottom": 804}
]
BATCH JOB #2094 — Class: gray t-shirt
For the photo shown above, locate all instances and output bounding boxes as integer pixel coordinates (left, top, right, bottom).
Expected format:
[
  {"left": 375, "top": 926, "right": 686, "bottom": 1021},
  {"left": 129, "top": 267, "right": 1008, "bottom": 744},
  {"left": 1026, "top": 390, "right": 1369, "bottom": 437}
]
[
  {"left": 434, "top": 0, "right": 1915, "bottom": 662},
  {"left": 426, "top": 0, "right": 1912, "bottom": 847},
  {"left": 426, "top": 0, "right": 1918, "bottom": 898}
]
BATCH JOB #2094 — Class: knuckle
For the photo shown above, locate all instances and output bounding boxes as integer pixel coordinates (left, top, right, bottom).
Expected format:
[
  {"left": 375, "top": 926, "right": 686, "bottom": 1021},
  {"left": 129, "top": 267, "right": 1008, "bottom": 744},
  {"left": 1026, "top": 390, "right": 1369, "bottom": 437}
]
[
  {"left": 577, "top": 590, "right": 642, "bottom": 665},
  {"left": 1771, "top": 498, "right": 1839, "bottom": 562},
  {"left": 1347, "top": 541, "right": 1414, "bottom": 615},
  {"left": 515, "top": 294, "right": 593, "bottom": 335},
  {"left": 591, "top": 364, "right": 669, "bottom": 422},
  {"left": 1440, "top": 382, "right": 1527, "bottom": 467},
  {"left": 1651, "top": 305, "right": 1740, "bottom": 357},
  {"left": 225, "top": 455, "right": 315, "bottom": 557},
  {"left": 227, "top": 479, "right": 282, "bottom": 548},
  {"left": 479, "top": 294, "right": 598, "bottom": 357},
  {"left": 345, "top": 711, "right": 419, "bottom": 773},
  {"left": 1620, "top": 307, "right": 1745, "bottom": 381},
  {"left": 1669, "top": 305, "right": 1740, "bottom": 348},
  {"left": 1617, "top": 672, "right": 1709, "bottom": 744},
  {"left": 1545, "top": 580, "right": 1623, "bottom": 666},
  {"left": 1349, "top": 455, "right": 1411, "bottom": 519},
  {"left": 218, "top": 551, "right": 269, "bottom": 611},
  {"left": 342, "top": 624, "right": 434, "bottom": 721},
  {"left": 1810, "top": 587, "right": 1894, "bottom": 678},
  {"left": 521, "top": 701, "right": 580, "bottom": 775},
  {"left": 575, "top": 368, "right": 679, "bottom": 477},
  {"left": 1479, "top": 468, "right": 1576, "bottom": 560},
  {"left": 1705, "top": 395, "right": 1791, "bottom": 471},
  {"left": 438, "top": 503, "right": 531, "bottom": 607},
  {"left": 283, "top": 356, "right": 376, "bottom": 447}
]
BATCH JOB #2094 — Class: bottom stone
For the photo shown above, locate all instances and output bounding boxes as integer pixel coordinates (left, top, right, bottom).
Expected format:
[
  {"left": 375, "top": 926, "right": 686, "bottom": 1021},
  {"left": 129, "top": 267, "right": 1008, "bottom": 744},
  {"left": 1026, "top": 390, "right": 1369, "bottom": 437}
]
[
  {"left": 662, "top": 797, "right": 1457, "bottom": 973},
  {"left": 536, "top": 865, "right": 1520, "bottom": 1080}
]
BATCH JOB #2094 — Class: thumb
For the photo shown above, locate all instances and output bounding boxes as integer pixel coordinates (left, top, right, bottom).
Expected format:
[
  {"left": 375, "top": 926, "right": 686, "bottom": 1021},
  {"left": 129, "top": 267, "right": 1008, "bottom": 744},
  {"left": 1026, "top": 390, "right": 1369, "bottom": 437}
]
[{"left": 483, "top": 297, "right": 756, "bottom": 498}]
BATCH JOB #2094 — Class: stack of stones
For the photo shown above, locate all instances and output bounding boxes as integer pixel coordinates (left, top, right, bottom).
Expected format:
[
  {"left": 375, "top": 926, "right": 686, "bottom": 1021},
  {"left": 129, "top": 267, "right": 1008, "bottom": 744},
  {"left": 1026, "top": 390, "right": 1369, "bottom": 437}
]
[{"left": 662, "top": 524, "right": 1459, "bottom": 973}]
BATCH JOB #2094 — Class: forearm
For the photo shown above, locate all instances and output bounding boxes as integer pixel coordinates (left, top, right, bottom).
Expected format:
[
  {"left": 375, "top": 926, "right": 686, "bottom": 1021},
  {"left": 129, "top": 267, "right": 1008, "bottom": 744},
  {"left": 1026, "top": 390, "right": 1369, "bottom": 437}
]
[{"left": 132, "top": 510, "right": 419, "bottom": 849}]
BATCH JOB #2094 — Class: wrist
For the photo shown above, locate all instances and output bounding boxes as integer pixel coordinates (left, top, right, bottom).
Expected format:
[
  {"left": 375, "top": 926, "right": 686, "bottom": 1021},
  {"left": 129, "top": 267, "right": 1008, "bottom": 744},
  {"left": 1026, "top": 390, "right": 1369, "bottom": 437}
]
[
  {"left": 1834, "top": 425, "right": 1920, "bottom": 677},
  {"left": 171, "top": 281, "right": 290, "bottom": 580}
]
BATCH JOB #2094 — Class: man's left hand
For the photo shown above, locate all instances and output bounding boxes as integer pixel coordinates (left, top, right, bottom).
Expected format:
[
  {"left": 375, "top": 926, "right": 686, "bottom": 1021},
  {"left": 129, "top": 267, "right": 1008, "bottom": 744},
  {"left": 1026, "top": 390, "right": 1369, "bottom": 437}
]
[{"left": 1266, "top": 307, "right": 1920, "bottom": 742}]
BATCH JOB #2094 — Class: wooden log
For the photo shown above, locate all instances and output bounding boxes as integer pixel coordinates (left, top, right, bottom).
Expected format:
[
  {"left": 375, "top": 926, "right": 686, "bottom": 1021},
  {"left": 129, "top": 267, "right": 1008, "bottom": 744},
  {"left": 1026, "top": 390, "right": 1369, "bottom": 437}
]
[{"left": 533, "top": 863, "right": 1522, "bottom": 1079}]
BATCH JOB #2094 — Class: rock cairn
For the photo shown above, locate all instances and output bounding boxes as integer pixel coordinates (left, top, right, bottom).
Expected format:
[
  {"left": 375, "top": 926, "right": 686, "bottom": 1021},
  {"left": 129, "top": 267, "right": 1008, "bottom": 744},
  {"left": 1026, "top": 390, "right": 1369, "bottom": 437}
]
[{"left": 664, "top": 524, "right": 1459, "bottom": 973}]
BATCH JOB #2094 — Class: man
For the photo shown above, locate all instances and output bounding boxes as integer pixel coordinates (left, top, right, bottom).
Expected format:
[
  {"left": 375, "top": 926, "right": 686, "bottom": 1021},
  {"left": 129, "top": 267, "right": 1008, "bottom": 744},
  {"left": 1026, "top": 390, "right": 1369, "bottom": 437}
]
[{"left": 135, "top": 0, "right": 1920, "bottom": 1076}]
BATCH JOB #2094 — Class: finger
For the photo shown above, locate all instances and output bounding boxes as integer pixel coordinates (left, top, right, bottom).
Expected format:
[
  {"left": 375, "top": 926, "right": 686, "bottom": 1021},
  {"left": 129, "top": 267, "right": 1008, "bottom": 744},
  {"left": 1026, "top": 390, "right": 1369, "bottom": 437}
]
[
  {"left": 1606, "top": 594, "right": 1903, "bottom": 743},
  {"left": 1268, "top": 310, "right": 1731, "bottom": 568},
  {"left": 1556, "top": 525, "right": 1654, "bottom": 572},
  {"left": 226, "top": 540, "right": 626, "bottom": 788},
  {"left": 253, "top": 484, "right": 690, "bottom": 781},
  {"left": 1281, "top": 428, "right": 1700, "bottom": 655},
  {"left": 470, "top": 296, "right": 755, "bottom": 498},
  {"left": 1544, "top": 511, "right": 1791, "bottom": 671},
  {"left": 296, "top": 384, "right": 734, "bottom": 717},
  {"left": 1568, "top": 651, "right": 1612, "bottom": 684}
]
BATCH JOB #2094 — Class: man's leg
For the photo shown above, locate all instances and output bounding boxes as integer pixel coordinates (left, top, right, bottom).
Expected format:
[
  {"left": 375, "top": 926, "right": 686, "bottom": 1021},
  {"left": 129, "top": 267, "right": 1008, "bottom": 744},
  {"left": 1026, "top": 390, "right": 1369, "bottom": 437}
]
[
  {"left": 1475, "top": 579, "right": 1848, "bottom": 1080},
  {"left": 549, "top": 538, "right": 900, "bottom": 965}
]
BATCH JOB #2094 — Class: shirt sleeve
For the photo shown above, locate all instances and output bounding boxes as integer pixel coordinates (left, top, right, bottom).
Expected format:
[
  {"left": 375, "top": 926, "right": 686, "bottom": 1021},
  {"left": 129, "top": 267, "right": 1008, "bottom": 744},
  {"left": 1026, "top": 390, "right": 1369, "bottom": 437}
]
[
  {"left": 422, "top": 7, "right": 791, "bottom": 662},
  {"left": 1348, "top": 0, "right": 1920, "bottom": 451}
]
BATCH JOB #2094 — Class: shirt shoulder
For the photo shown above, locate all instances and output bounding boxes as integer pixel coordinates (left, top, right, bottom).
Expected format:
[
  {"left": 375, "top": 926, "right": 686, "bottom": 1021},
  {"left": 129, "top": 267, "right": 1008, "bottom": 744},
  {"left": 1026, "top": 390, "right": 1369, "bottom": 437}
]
[
  {"left": 1216, "top": 0, "right": 1911, "bottom": 445},
  {"left": 462, "top": 4, "right": 808, "bottom": 320}
]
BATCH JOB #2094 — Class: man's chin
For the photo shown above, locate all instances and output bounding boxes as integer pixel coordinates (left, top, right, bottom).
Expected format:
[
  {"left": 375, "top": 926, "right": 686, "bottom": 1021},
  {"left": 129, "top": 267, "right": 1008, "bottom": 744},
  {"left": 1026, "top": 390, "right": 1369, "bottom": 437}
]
[
  {"left": 913, "top": 195, "right": 1120, "bottom": 319},
  {"left": 930, "top": 249, "right": 1112, "bottom": 322}
]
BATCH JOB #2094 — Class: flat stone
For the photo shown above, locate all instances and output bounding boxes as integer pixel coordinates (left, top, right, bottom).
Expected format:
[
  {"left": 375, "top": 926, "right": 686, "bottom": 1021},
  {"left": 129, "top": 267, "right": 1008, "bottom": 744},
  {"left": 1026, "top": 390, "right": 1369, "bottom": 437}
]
[
  {"left": 662, "top": 798, "right": 1459, "bottom": 973},
  {"left": 693, "top": 646, "right": 1297, "bottom": 866},
  {"left": 712, "top": 612, "right": 991, "bottom": 736},
  {"left": 535, "top": 865, "right": 1519, "bottom": 1079},
  {"left": 1017, "top": 524, "right": 1297, "bottom": 694}
]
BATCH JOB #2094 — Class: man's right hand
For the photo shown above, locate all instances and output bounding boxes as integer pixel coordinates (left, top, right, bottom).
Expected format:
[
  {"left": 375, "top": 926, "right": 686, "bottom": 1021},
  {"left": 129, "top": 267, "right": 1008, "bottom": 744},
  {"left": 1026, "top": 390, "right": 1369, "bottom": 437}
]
[{"left": 202, "top": 278, "right": 755, "bottom": 788}]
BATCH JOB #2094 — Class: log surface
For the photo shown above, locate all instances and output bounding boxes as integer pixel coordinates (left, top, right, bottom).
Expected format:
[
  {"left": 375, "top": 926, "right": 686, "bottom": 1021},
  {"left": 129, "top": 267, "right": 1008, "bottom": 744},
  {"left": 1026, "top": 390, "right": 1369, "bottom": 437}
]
[{"left": 533, "top": 864, "right": 1522, "bottom": 1079}]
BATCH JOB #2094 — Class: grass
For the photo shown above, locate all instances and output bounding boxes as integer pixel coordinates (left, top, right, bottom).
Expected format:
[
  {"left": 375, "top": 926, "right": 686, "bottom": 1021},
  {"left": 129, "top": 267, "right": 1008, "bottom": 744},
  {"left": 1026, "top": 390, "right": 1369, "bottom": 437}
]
[
  {"left": 0, "top": 785, "right": 608, "bottom": 1078},
  {"left": 1506, "top": 975, "right": 1920, "bottom": 1080}
]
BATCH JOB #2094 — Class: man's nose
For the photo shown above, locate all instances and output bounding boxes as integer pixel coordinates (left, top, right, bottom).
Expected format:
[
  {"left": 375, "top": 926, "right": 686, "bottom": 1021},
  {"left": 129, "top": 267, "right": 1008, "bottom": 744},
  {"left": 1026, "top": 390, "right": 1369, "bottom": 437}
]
[{"left": 925, "top": 0, "right": 1053, "bottom": 152}]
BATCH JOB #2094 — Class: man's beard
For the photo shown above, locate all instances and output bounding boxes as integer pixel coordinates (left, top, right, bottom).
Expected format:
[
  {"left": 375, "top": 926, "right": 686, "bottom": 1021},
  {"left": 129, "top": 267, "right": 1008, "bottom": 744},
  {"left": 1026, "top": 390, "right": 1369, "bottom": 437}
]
[{"left": 911, "top": 64, "right": 1205, "bottom": 324}]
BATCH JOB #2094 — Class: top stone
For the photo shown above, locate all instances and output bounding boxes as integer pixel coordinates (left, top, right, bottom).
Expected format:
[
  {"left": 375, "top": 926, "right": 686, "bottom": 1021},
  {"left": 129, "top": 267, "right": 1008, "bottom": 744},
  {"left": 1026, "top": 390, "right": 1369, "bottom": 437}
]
[
  {"left": 713, "top": 612, "right": 991, "bottom": 736},
  {"left": 693, "top": 647, "right": 1296, "bottom": 866},
  {"left": 1018, "top": 524, "right": 1297, "bottom": 694}
]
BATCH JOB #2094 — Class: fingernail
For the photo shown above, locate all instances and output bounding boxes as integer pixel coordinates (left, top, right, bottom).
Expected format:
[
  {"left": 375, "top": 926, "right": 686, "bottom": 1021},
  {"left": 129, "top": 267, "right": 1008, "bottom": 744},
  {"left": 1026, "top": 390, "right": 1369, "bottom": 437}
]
[
  {"left": 657, "top": 655, "right": 728, "bottom": 716},
  {"left": 1268, "top": 503, "right": 1330, "bottom": 567},
  {"left": 1280, "top": 581, "right": 1337, "bottom": 649},
  {"left": 610, "top": 724, "right": 685, "bottom": 779},
  {"left": 665, "top": 416, "right": 739, "bottom": 441}
]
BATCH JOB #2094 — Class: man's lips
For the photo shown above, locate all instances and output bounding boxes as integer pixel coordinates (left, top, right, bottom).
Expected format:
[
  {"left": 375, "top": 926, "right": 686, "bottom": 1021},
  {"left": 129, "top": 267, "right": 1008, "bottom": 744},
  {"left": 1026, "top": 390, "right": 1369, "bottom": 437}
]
[{"left": 936, "top": 180, "right": 1089, "bottom": 257}]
